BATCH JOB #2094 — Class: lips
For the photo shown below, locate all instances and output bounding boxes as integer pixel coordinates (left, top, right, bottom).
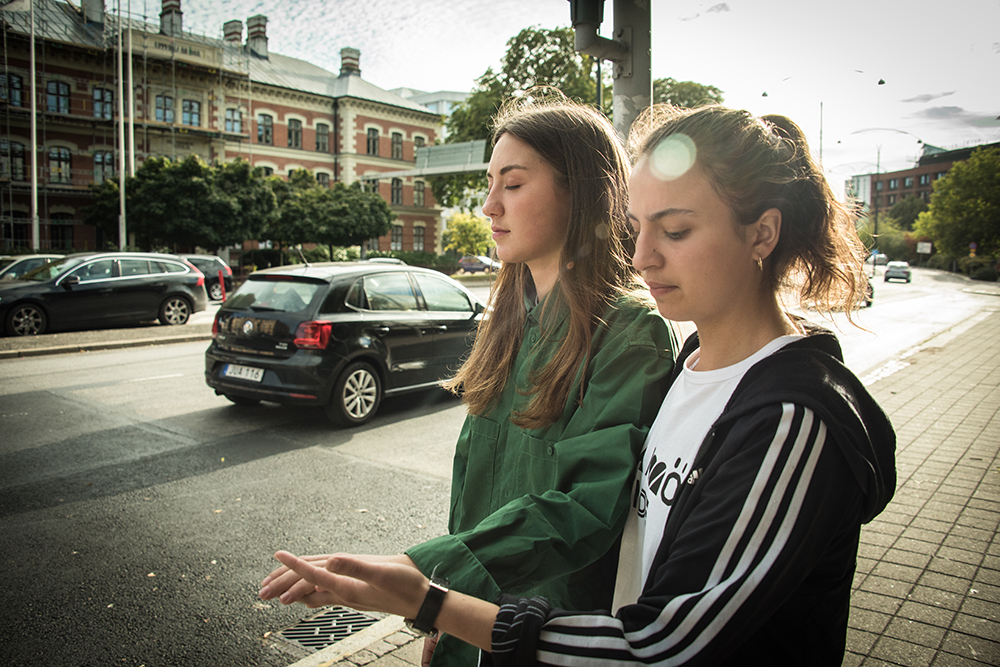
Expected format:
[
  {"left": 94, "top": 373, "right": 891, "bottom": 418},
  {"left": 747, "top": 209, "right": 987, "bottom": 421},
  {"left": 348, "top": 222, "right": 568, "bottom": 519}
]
[
  {"left": 645, "top": 281, "right": 676, "bottom": 298},
  {"left": 491, "top": 226, "right": 509, "bottom": 241}
]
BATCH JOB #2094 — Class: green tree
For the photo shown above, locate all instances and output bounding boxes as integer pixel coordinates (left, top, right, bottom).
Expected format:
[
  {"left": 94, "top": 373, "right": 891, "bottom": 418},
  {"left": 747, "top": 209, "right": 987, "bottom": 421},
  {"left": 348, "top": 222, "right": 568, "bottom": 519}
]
[
  {"left": 888, "top": 194, "right": 928, "bottom": 231},
  {"left": 431, "top": 26, "right": 597, "bottom": 208},
  {"left": 443, "top": 212, "right": 494, "bottom": 256},
  {"left": 652, "top": 77, "right": 724, "bottom": 108},
  {"left": 913, "top": 147, "right": 1000, "bottom": 257},
  {"left": 83, "top": 156, "right": 276, "bottom": 251},
  {"left": 312, "top": 182, "right": 395, "bottom": 255}
]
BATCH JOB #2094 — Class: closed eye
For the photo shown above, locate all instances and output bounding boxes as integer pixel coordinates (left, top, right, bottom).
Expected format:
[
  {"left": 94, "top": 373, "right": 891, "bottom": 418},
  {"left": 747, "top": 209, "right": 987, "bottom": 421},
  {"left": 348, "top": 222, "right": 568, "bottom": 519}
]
[{"left": 665, "top": 229, "right": 689, "bottom": 240}]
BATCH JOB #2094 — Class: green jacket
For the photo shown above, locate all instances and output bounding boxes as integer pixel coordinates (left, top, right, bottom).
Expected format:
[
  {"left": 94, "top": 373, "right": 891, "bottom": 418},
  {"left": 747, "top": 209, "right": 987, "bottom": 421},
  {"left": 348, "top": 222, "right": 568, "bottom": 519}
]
[{"left": 406, "top": 288, "right": 676, "bottom": 666}]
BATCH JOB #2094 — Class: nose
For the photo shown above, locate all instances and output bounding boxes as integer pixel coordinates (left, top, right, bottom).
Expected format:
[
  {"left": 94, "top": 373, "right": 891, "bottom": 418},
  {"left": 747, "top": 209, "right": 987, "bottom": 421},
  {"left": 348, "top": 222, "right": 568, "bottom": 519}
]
[
  {"left": 631, "top": 226, "right": 661, "bottom": 273},
  {"left": 482, "top": 186, "right": 502, "bottom": 219}
]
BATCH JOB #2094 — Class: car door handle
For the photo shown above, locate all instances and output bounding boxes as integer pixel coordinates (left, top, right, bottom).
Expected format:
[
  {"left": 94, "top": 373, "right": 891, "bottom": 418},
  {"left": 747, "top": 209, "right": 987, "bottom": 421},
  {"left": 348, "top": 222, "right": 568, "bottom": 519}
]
[{"left": 373, "top": 327, "right": 390, "bottom": 335}]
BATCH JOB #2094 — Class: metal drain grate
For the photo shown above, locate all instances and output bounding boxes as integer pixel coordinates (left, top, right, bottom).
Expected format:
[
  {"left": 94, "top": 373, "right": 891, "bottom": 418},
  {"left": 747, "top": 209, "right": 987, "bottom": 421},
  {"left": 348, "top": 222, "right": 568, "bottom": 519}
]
[{"left": 277, "top": 606, "right": 381, "bottom": 652}]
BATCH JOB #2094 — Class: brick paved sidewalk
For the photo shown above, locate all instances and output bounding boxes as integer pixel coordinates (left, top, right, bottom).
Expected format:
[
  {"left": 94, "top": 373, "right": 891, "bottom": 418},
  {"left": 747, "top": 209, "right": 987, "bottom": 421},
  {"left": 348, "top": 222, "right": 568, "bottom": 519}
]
[{"left": 295, "top": 307, "right": 1000, "bottom": 667}]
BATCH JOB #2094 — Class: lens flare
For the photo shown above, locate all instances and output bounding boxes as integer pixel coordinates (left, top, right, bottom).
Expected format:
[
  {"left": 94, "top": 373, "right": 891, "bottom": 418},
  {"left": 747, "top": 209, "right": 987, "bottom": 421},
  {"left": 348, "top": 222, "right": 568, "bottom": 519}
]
[{"left": 649, "top": 134, "right": 697, "bottom": 181}]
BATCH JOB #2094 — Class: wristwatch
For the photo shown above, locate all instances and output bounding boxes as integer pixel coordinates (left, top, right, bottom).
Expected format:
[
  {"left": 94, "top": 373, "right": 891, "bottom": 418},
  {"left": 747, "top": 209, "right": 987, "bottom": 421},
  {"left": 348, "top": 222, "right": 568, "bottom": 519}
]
[{"left": 404, "top": 572, "right": 450, "bottom": 638}]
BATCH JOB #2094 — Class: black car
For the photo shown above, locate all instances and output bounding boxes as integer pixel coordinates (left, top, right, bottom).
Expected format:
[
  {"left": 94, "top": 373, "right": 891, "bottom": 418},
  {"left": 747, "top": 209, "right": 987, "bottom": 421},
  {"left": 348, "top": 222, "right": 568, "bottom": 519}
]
[
  {"left": 204, "top": 262, "right": 485, "bottom": 426},
  {"left": 181, "top": 254, "right": 235, "bottom": 301},
  {"left": 0, "top": 251, "right": 208, "bottom": 336}
]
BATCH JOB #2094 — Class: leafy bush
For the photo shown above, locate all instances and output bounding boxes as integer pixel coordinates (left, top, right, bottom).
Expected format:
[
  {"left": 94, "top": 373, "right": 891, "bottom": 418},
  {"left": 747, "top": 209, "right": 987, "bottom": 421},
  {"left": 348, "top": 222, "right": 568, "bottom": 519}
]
[
  {"left": 927, "top": 253, "right": 958, "bottom": 271},
  {"left": 971, "top": 266, "right": 998, "bottom": 282}
]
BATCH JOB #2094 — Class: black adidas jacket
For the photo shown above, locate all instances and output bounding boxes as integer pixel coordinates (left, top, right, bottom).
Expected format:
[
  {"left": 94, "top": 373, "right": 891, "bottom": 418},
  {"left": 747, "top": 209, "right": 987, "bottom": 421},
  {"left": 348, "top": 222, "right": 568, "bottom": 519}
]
[{"left": 491, "top": 327, "right": 896, "bottom": 666}]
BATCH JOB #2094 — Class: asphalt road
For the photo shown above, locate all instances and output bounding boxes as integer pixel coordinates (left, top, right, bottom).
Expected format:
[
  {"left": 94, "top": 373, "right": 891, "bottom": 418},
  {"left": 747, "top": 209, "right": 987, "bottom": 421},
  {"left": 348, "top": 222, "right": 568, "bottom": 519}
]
[{"left": 0, "top": 269, "right": 994, "bottom": 666}]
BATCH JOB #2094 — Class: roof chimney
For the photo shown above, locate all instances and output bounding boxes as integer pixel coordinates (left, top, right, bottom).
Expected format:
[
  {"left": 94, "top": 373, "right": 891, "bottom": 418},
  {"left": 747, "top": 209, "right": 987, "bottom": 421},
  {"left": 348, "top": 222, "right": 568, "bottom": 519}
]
[
  {"left": 247, "top": 15, "right": 268, "bottom": 58},
  {"left": 340, "top": 47, "right": 361, "bottom": 77},
  {"left": 223, "top": 20, "right": 243, "bottom": 44},
  {"left": 160, "top": 0, "right": 182, "bottom": 37},
  {"left": 82, "top": 0, "right": 104, "bottom": 26}
]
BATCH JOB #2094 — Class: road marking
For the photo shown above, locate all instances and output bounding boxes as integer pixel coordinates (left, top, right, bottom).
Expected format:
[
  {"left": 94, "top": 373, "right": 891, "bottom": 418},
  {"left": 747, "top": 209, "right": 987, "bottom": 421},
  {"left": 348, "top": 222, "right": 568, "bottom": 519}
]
[{"left": 128, "top": 373, "right": 184, "bottom": 382}]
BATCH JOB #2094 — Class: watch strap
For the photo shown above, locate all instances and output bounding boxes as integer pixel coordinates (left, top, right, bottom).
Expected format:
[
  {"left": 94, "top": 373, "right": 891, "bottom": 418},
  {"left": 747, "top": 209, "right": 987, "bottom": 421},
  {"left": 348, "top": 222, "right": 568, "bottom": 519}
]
[{"left": 406, "top": 575, "right": 449, "bottom": 637}]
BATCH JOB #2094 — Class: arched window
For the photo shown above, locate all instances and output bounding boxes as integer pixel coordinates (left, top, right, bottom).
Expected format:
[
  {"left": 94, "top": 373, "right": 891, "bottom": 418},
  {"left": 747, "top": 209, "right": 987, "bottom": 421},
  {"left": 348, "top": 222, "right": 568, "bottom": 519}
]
[
  {"left": 94, "top": 151, "right": 115, "bottom": 183},
  {"left": 391, "top": 132, "right": 403, "bottom": 159},
  {"left": 391, "top": 178, "right": 402, "bottom": 205},
  {"left": 258, "top": 114, "right": 273, "bottom": 144},
  {"left": 1, "top": 140, "right": 26, "bottom": 180},
  {"left": 93, "top": 88, "right": 113, "bottom": 119},
  {"left": 288, "top": 119, "right": 302, "bottom": 148}
]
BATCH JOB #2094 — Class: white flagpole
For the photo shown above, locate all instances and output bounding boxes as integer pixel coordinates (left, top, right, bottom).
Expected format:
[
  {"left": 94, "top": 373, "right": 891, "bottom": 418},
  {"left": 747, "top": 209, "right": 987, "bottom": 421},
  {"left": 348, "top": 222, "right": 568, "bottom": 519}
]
[{"left": 116, "top": 0, "right": 126, "bottom": 249}]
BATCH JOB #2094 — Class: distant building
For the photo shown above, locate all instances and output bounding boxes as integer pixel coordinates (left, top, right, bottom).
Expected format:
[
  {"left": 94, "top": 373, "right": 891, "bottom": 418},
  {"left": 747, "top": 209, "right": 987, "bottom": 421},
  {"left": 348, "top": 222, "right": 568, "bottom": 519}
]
[
  {"left": 0, "top": 0, "right": 444, "bottom": 257},
  {"left": 846, "top": 141, "right": 1000, "bottom": 215},
  {"left": 390, "top": 88, "right": 469, "bottom": 131}
]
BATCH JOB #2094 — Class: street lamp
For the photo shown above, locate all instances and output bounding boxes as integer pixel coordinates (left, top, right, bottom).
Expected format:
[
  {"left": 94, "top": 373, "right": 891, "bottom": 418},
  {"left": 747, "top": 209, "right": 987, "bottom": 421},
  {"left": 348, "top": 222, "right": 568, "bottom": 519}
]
[{"left": 849, "top": 128, "right": 924, "bottom": 277}]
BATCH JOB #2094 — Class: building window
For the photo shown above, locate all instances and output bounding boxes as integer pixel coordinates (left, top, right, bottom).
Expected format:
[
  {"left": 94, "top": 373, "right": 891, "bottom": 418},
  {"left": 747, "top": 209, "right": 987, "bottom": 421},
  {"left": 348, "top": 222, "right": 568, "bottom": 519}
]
[
  {"left": 94, "top": 151, "right": 115, "bottom": 183},
  {"left": 875, "top": 181, "right": 883, "bottom": 192},
  {"left": 413, "top": 225, "right": 424, "bottom": 252},
  {"left": 887, "top": 178, "right": 898, "bottom": 190},
  {"left": 1, "top": 74, "right": 23, "bottom": 106},
  {"left": 414, "top": 136, "right": 425, "bottom": 149},
  {"left": 47, "top": 81, "right": 70, "bottom": 114},
  {"left": 49, "top": 147, "right": 72, "bottom": 184},
  {"left": 935, "top": 172, "right": 947, "bottom": 180},
  {"left": 225, "top": 109, "right": 242, "bottom": 133},
  {"left": 391, "top": 178, "right": 403, "bottom": 205},
  {"left": 903, "top": 176, "right": 914, "bottom": 188},
  {"left": 50, "top": 213, "right": 74, "bottom": 249},
  {"left": 887, "top": 194, "right": 896, "bottom": 205},
  {"left": 316, "top": 173, "right": 330, "bottom": 187},
  {"left": 287, "top": 119, "right": 302, "bottom": 148},
  {"left": 156, "top": 95, "right": 174, "bottom": 122},
  {"left": 258, "top": 114, "right": 273, "bottom": 144},
  {"left": 367, "top": 128, "right": 379, "bottom": 156},
  {"left": 1, "top": 140, "right": 26, "bottom": 180},
  {"left": 390, "top": 224, "right": 403, "bottom": 251},
  {"left": 919, "top": 174, "right": 931, "bottom": 185},
  {"left": 182, "top": 100, "right": 201, "bottom": 127},
  {"left": 93, "top": 88, "right": 112, "bottom": 120},
  {"left": 921, "top": 191, "right": 930, "bottom": 201},
  {"left": 414, "top": 180, "right": 425, "bottom": 207},
  {"left": 261, "top": 166, "right": 274, "bottom": 176},
  {"left": 391, "top": 132, "right": 403, "bottom": 159},
  {"left": 364, "top": 178, "right": 379, "bottom": 194},
  {"left": 316, "top": 123, "right": 329, "bottom": 152}
]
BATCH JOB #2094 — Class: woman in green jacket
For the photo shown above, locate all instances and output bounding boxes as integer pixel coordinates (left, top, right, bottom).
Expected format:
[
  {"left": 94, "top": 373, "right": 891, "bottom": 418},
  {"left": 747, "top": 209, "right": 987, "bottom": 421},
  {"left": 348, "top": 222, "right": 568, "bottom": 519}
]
[{"left": 260, "top": 94, "right": 678, "bottom": 666}]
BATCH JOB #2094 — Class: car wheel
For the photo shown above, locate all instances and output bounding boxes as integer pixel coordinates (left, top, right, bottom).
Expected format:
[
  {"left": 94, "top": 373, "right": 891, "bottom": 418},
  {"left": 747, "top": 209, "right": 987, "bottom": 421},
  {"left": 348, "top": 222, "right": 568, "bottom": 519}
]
[
  {"left": 325, "top": 361, "right": 382, "bottom": 426},
  {"left": 6, "top": 303, "right": 47, "bottom": 336},
  {"left": 209, "top": 282, "right": 224, "bottom": 300},
  {"left": 159, "top": 296, "right": 192, "bottom": 325},
  {"left": 224, "top": 394, "right": 259, "bottom": 407}
]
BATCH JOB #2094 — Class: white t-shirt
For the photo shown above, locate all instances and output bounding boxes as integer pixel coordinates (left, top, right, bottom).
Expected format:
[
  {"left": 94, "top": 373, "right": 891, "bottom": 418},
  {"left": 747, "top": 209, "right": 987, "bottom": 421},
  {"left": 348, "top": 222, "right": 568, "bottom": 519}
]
[{"left": 612, "top": 334, "right": 804, "bottom": 612}]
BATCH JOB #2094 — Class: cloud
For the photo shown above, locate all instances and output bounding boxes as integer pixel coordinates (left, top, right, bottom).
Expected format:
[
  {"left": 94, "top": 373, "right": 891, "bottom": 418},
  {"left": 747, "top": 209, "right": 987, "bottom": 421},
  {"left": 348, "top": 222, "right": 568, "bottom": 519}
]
[
  {"left": 902, "top": 92, "right": 955, "bottom": 103},
  {"left": 680, "top": 2, "right": 730, "bottom": 21}
]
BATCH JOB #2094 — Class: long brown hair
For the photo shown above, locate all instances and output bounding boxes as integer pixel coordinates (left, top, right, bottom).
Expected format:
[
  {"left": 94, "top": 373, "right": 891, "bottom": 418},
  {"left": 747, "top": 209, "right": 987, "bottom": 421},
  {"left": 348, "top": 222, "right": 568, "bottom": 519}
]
[
  {"left": 444, "top": 94, "right": 639, "bottom": 428},
  {"left": 630, "top": 105, "right": 867, "bottom": 318}
]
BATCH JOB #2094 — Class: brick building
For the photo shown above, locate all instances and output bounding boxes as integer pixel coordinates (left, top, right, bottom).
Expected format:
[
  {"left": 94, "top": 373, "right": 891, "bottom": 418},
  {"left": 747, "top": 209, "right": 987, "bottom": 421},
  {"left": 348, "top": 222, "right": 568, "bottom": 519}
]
[
  {"left": 847, "top": 141, "right": 1000, "bottom": 215},
  {"left": 0, "top": 0, "right": 444, "bottom": 256}
]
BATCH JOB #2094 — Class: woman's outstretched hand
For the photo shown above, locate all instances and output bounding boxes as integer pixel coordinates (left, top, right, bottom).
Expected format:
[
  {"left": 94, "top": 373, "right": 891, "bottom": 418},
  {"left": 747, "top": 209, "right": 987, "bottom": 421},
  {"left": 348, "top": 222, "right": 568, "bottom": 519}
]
[{"left": 265, "top": 551, "right": 428, "bottom": 618}]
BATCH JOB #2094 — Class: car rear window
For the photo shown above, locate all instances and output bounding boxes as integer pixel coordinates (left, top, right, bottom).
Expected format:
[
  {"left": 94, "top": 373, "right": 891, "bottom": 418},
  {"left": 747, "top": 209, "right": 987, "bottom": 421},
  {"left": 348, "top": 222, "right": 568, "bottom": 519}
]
[{"left": 226, "top": 277, "right": 324, "bottom": 313}]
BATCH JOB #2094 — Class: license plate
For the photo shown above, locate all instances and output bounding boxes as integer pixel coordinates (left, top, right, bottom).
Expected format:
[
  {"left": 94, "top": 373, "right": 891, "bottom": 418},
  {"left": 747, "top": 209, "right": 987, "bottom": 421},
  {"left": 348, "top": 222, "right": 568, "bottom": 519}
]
[{"left": 224, "top": 363, "right": 264, "bottom": 382}]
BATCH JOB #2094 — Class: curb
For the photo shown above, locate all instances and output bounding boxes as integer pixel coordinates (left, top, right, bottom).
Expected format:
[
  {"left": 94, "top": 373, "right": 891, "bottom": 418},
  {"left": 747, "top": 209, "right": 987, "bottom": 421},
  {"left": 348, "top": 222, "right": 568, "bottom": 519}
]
[{"left": 0, "top": 333, "right": 213, "bottom": 359}]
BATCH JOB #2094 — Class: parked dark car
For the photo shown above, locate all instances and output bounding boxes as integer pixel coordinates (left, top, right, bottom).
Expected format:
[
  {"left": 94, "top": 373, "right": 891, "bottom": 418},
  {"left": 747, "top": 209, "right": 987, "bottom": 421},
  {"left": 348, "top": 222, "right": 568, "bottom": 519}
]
[
  {"left": 0, "top": 254, "right": 63, "bottom": 280},
  {"left": 204, "top": 262, "right": 485, "bottom": 426},
  {"left": 0, "top": 251, "right": 208, "bottom": 336},
  {"left": 458, "top": 255, "right": 501, "bottom": 273},
  {"left": 181, "top": 254, "right": 234, "bottom": 300}
]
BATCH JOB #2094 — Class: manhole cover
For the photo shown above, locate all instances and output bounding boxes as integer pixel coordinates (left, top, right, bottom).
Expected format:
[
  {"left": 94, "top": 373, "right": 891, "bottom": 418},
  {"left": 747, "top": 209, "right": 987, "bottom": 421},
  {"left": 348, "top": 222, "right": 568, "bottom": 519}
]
[{"left": 277, "top": 606, "right": 381, "bottom": 652}]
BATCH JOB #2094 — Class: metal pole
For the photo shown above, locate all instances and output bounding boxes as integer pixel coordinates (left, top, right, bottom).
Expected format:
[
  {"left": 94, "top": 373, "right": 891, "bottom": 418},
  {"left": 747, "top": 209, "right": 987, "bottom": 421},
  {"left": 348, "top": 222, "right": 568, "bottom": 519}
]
[
  {"left": 29, "top": 0, "right": 39, "bottom": 250},
  {"left": 127, "top": 0, "right": 135, "bottom": 176},
  {"left": 611, "top": 0, "right": 651, "bottom": 139},
  {"left": 117, "top": 1, "right": 127, "bottom": 249}
]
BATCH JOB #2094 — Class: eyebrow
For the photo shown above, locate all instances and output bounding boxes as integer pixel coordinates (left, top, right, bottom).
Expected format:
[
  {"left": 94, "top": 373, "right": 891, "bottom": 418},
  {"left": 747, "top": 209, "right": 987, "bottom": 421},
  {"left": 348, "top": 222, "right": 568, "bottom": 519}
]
[
  {"left": 487, "top": 164, "right": 529, "bottom": 179},
  {"left": 626, "top": 207, "right": 696, "bottom": 221}
]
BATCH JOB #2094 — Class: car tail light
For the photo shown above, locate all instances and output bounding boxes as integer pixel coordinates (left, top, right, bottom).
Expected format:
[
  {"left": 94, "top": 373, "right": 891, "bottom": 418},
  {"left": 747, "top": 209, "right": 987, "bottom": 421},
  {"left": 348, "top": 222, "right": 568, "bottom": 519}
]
[
  {"left": 294, "top": 321, "right": 332, "bottom": 349},
  {"left": 184, "top": 260, "right": 205, "bottom": 286},
  {"left": 212, "top": 311, "right": 222, "bottom": 338}
]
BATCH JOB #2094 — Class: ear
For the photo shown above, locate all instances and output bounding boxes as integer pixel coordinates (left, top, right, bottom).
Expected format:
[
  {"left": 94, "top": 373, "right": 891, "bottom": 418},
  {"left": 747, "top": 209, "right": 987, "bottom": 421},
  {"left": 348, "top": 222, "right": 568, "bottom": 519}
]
[{"left": 750, "top": 207, "right": 781, "bottom": 260}]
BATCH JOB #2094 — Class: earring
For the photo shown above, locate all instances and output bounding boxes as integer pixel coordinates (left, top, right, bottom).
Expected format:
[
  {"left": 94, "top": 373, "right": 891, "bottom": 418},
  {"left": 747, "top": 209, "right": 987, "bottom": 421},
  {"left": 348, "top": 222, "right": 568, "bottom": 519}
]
[{"left": 756, "top": 257, "right": 764, "bottom": 272}]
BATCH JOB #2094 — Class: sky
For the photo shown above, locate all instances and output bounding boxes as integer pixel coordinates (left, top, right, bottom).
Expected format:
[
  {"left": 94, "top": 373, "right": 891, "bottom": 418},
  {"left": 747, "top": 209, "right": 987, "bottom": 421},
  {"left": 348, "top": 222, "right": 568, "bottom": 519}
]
[{"left": 129, "top": 0, "right": 999, "bottom": 194}]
